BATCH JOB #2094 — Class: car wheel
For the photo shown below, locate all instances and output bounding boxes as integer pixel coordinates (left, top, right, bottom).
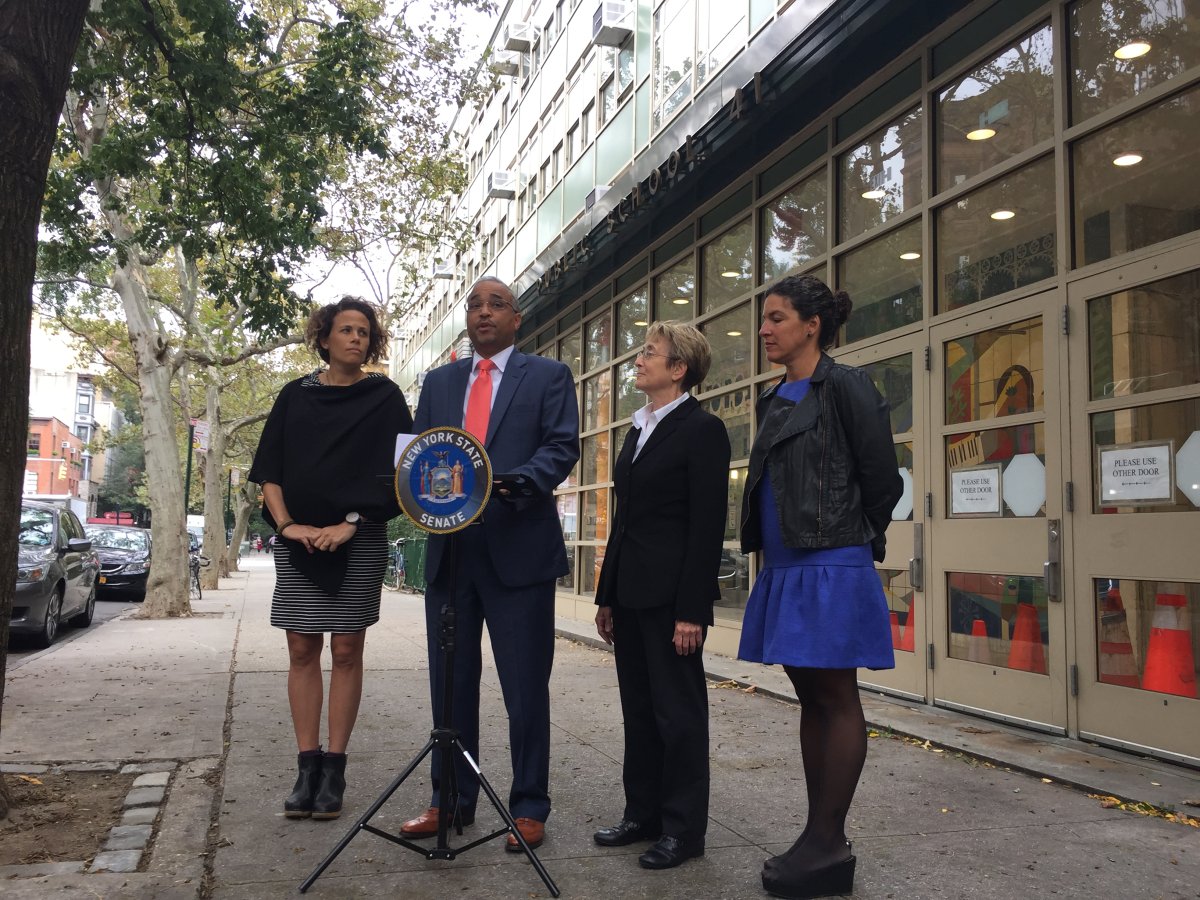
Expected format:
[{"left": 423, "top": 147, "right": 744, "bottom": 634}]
[
  {"left": 34, "top": 587, "right": 63, "bottom": 649},
  {"left": 70, "top": 584, "right": 96, "bottom": 628}
]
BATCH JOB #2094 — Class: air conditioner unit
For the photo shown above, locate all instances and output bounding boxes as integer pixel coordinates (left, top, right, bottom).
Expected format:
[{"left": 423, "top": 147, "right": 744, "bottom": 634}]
[
  {"left": 431, "top": 259, "right": 456, "bottom": 280},
  {"left": 487, "top": 171, "right": 517, "bottom": 200},
  {"left": 490, "top": 50, "right": 520, "bottom": 77},
  {"left": 62, "top": 441, "right": 71, "bottom": 449},
  {"left": 592, "top": 0, "right": 632, "bottom": 46},
  {"left": 503, "top": 22, "right": 538, "bottom": 52},
  {"left": 585, "top": 185, "right": 610, "bottom": 210}
]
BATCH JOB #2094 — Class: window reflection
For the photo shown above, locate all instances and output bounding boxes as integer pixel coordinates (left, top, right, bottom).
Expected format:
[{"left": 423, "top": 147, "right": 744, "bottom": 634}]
[
  {"left": 840, "top": 107, "right": 923, "bottom": 241},
  {"left": 614, "top": 360, "right": 642, "bottom": 420},
  {"left": 938, "top": 156, "right": 1057, "bottom": 312},
  {"left": 578, "top": 545, "right": 605, "bottom": 597},
  {"left": 1088, "top": 270, "right": 1200, "bottom": 400},
  {"left": 616, "top": 289, "right": 649, "bottom": 355},
  {"left": 945, "top": 316, "right": 1045, "bottom": 425},
  {"left": 762, "top": 169, "right": 827, "bottom": 283},
  {"left": 1072, "top": 86, "right": 1200, "bottom": 267},
  {"left": 582, "top": 432, "right": 610, "bottom": 485},
  {"left": 894, "top": 442, "right": 914, "bottom": 521},
  {"left": 704, "top": 390, "right": 753, "bottom": 458},
  {"left": 697, "top": 0, "right": 746, "bottom": 87},
  {"left": 947, "top": 572, "right": 1049, "bottom": 674},
  {"left": 583, "top": 371, "right": 611, "bottom": 432},
  {"left": 585, "top": 312, "right": 611, "bottom": 371},
  {"left": 560, "top": 329, "right": 582, "bottom": 378},
  {"left": 839, "top": 221, "right": 924, "bottom": 344},
  {"left": 654, "top": 256, "right": 696, "bottom": 319},
  {"left": 702, "top": 219, "right": 753, "bottom": 313},
  {"left": 937, "top": 24, "right": 1055, "bottom": 193},
  {"left": 557, "top": 544, "right": 576, "bottom": 591},
  {"left": 557, "top": 494, "right": 578, "bottom": 540},
  {"left": 1069, "top": 0, "right": 1200, "bottom": 124},
  {"left": 725, "top": 466, "right": 747, "bottom": 541},
  {"left": 583, "top": 488, "right": 609, "bottom": 541},
  {"left": 878, "top": 568, "right": 916, "bottom": 651},
  {"left": 700, "top": 303, "right": 753, "bottom": 393},
  {"left": 715, "top": 547, "right": 751, "bottom": 615},
  {"left": 1093, "top": 577, "right": 1200, "bottom": 696},
  {"left": 860, "top": 353, "right": 914, "bottom": 434},
  {"left": 653, "top": 0, "right": 695, "bottom": 130}
]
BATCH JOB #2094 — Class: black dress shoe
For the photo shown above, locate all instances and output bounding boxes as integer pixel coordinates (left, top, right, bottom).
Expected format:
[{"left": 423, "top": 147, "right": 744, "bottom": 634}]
[
  {"left": 638, "top": 835, "right": 704, "bottom": 870},
  {"left": 593, "top": 819, "right": 660, "bottom": 847}
]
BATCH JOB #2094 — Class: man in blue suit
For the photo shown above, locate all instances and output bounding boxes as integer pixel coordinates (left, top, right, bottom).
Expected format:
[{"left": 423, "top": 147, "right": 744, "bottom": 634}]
[{"left": 401, "top": 276, "right": 579, "bottom": 851}]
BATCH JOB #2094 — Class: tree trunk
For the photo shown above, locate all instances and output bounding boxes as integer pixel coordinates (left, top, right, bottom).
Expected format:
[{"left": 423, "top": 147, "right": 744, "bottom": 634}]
[
  {"left": 226, "top": 477, "right": 257, "bottom": 574},
  {"left": 201, "top": 382, "right": 227, "bottom": 587},
  {"left": 0, "top": 0, "right": 92, "bottom": 821}
]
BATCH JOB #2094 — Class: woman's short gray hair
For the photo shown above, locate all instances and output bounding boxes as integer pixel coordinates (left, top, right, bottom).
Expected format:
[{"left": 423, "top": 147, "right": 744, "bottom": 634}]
[{"left": 647, "top": 320, "right": 712, "bottom": 392}]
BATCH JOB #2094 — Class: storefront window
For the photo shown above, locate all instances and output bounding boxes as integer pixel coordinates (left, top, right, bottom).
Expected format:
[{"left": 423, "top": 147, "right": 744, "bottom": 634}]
[
  {"left": 653, "top": 0, "right": 695, "bottom": 130},
  {"left": 945, "top": 425, "right": 1047, "bottom": 518},
  {"left": 701, "top": 219, "right": 753, "bottom": 313},
  {"left": 938, "top": 156, "right": 1057, "bottom": 312},
  {"left": 861, "top": 353, "right": 914, "bottom": 435},
  {"left": 1069, "top": 0, "right": 1200, "bottom": 124},
  {"left": 937, "top": 24, "right": 1054, "bottom": 193},
  {"left": 839, "top": 107, "right": 923, "bottom": 241},
  {"left": 616, "top": 288, "right": 649, "bottom": 355},
  {"left": 762, "top": 169, "right": 826, "bottom": 284},
  {"left": 878, "top": 568, "right": 916, "bottom": 652},
  {"left": 583, "top": 370, "right": 611, "bottom": 432},
  {"left": 947, "top": 572, "right": 1049, "bottom": 674},
  {"left": 578, "top": 545, "right": 605, "bottom": 597},
  {"left": 1072, "top": 86, "right": 1200, "bottom": 267},
  {"left": 715, "top": 547, "right": 751, "bottom": 616},
  {"left": 557, "top": 545, "right": 576, "bottom": 591},
  {"left": 1093, "top": 577, "right": 1199, "bottom": 696},
  {"left": 614, "top": 360, "right": 642, "bottom": 420},
  {"left": 725, "top": 466, "right": 747, "bottom": 540},
  {"left": 581, "top": 433, "right": 610, "bottom": 485},
  {"left": 703, "top": 390, "right": 753, "bottom": 459},
  {"left": 560, "top": 328, "right": 582, "bottom": 378},
  {"left": 585, "top": 311, "right": 611, "bottom": 371},
  {"left": 1088, "top": 270, "right": 1200, "bottom": 400},
  {"left": 838, "top": 220, "right": 923, "bottom": 344},
  {"left": 1091, "top": 398, "right": 1200, "bottom": 514},
  {"left": 582, "top": 488, "right": 609, "bottom": 541},
  {"left": 700, "top": 303, "right": 753, "bottom": 393},
  {"left": 945, "top": 316, "right": 1045, "bottom": 426},
  {"left": 654, "top": 256, "right": 695, "bottom": 319},
  {"left": 557, "top": 494, "right": 578, "bottom": 540}
]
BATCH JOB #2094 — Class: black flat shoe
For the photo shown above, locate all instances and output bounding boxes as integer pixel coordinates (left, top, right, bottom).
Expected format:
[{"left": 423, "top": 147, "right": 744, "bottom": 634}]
[
  {"left": 762, "top": 855, "right": 855, "bottom": 899},
  {"left": 593, "top": 819, "right": 660, "bottom": 847},
  {"left": 638, "top": 835, "right": 704, "bottom": 870}
]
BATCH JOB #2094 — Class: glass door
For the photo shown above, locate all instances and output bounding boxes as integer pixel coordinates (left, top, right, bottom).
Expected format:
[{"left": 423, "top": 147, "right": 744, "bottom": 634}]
[
  {"left": 1068, "top": 247, "right": 1200, "bottom": 764},
  {"left": 928, "top": 290, "right": 1069, "bottom": 730},
  {"left": 837, "top": 333, "right": 927, "bottom": 701}
]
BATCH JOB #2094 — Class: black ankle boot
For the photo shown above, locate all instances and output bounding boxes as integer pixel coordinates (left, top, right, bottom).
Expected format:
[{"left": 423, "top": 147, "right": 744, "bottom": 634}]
[
  {"left": 312, "top": 752, "right": 347, "bottom": 820},
  {"left": 284, "top": 752, "right": 324, "bottom": 818}
]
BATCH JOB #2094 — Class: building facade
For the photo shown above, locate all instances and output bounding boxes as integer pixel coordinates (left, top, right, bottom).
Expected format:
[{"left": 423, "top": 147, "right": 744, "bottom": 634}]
[
  {"left": 393, "top": 0, "right": 1200, "bottom": 764},
  {"left": 25, "top": 417, "right": 87, "bottom": 505}
]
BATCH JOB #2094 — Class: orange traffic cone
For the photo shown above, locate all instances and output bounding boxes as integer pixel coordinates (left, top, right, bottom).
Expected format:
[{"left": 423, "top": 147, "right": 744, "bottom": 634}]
[
  {"left": 1007, "top": 602, "right": 1047, "bottom": 674},
  {"left": 1098, "top": 585, "right": 1139, "bottom": 688},
  {"left": 898, "top": 593, "right": 916, "bottom": 652},
  {"left": 1142, "top": 586, "right": 1197, "bottom": 698},
  {"left": 890, "top": 611, "right": 902, "bottom": 650},
  {"left": 967, "top": 618, "right": 990, "bottom": 664}
]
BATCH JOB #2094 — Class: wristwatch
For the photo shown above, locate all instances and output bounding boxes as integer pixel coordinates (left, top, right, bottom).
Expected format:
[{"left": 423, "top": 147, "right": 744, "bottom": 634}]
[{"left": 344, "top": 512, "right": 361, "bottom": 526}]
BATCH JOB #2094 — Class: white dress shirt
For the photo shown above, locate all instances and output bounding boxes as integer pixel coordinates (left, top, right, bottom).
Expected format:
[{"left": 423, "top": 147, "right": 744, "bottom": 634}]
[
  {"left": 631, "top": 392, "right": 690, "bottom": 460},
  {"left": 462, "top": 344, "right": 516, "bottom": 420}
]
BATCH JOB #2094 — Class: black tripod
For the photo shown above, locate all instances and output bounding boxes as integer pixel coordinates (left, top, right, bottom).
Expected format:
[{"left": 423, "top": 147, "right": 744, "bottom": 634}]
[{"left": 299, "top": 534, "right": 560, "bottom": 896}]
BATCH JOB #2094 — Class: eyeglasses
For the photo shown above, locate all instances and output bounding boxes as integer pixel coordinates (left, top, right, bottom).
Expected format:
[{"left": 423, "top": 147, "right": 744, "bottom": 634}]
[
  {"left": 464, "top": 298, "right": 516, "bottom": 313},
  {"left": 635, "top": 345, "right": 678, "bottom": 362}
]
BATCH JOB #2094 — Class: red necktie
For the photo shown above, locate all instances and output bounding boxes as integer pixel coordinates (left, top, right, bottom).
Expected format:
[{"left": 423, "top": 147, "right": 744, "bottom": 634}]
[{"left": 464, "top": 358, "right": 495, "bottom": 440}]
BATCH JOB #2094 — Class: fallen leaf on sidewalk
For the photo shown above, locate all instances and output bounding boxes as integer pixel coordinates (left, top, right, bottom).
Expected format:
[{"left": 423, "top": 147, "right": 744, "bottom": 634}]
[{"left": 17, "top": 775, "right": 42, "bottom": 785}]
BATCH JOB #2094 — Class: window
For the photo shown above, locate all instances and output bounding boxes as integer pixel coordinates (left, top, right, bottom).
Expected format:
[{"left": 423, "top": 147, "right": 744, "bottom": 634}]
[
  {"left": 27, "top": 433, "right": 40, "bottom": 456},
  {"left": 541, "top": 159, "right": 552, "bottom": 194},
  {"left": 501, "top": 98, "right": 510, "bottom": 126},
  {"left": 77, "top": 393, "right": 92, "bottom": 415},
  {"left": 839, "top": 106, "right": 923, "bottom": 241},
  {"left": 599, "top": 77, "right": 617, "bottom": 126},
  {"left": 653, "top": 0, "right": 695, "bottom": 130},
  {"left": 697, "top": 0, "right": 747, "bottom": 88},
  {"left": 566, "top": 125, "right": 578, "bottom": 165},
  {"left": 552, "top": 143, "right": 562, "bottom": 183},
  {"left": 582, "top": 102, "right": 594, "bottom": 146},
  {"left": 761, "top": 168, "right": 827, "bottom": 282}
]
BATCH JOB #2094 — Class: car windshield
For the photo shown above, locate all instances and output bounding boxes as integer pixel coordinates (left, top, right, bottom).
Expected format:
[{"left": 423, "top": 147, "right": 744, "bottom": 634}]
[
  {"left": 18, "top": 508, "right": 55, "bottom": 547},
  {"left": 87, "top": 528, "right": 148, "bottom": 551}
]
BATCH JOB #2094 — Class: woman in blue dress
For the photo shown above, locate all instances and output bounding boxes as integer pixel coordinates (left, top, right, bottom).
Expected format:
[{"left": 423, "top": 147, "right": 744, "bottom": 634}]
[{"left": 739, "top": 274, "right": 903, "bottom": 900}]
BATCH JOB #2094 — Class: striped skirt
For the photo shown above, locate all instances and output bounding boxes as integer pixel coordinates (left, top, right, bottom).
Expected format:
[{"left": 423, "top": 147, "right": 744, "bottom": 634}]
[{"left": 270, "top": 522, "right": 386, "bottom": 633}]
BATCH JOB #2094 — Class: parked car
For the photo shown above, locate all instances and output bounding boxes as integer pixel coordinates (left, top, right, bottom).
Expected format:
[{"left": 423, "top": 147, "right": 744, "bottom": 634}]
[
  {"left": 84, "top": 524, "right": 151, "bottom": 601},
  {"left": 12, "top": 500, "right": 99, "bottom": 647}
]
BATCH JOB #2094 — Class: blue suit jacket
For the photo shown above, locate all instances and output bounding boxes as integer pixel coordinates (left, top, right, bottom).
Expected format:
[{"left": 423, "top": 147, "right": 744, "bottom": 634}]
[{"left": 413, "top": 350, "right": 580, "bottom": 587}]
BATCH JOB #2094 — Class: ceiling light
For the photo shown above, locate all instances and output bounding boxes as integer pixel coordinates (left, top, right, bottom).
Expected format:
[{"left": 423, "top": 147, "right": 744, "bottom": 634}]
[
  {"left": 726, "top": 330, "right": 743, "bottom": 337},
  {"left": 633, "top": 319, "right": 648, "bottom": 326},
  {"left": 966, "top": 127, "right": 996, "bottom": 141},
  {"left": 1112, "top": 152, "right": 1143, "bottom": 167},
  {"left": 990, "top": 208, "right": 1016, "bottom": 221},
  {"left": 1114, "top": 41, "right": 1151, "bottom": 60},
  {"left": 899, "top": 251, "right": 921, "bottom": 261},
  {"left": 721, "top": 270, "right": 741, "bottom": 278},
  {"left": 672, "top": 297, "right": 690, "bottom": 304},
  {"left": 861, "top": 188, "right": 886, "bottom": 200}
]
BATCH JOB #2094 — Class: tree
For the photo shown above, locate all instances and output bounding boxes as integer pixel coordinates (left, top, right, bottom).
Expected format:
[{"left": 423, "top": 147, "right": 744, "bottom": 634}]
[
  {"left": 0, "top": 0, "right": 92, "bottom": 823},
  {"left": 39, "top": 0, "right": 487, "bottom": 617}
]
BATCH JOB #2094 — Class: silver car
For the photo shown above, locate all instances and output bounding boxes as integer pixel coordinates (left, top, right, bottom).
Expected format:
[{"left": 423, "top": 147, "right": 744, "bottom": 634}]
[{"left": 11, "top": 500, "right": 100, "bottom": 648}]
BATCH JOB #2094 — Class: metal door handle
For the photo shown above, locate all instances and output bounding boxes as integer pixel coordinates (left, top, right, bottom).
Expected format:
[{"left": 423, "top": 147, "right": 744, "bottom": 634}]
[
  {"left": 1045, "top": 519, "right": 1061, "bottom": 602},
  {"left": 908, "top": 522, "right": 924, "bottom": 592}
]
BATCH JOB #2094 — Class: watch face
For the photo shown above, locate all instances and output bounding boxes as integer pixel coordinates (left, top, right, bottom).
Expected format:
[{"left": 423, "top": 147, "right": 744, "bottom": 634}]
[{"left": 345, "top": 512, "right": 361, "bottom": 524}]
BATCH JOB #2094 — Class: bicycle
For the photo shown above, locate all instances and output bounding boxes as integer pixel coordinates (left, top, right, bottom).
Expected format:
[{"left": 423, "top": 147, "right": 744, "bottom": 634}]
[{"left": 189, "top": 551, "right": 210, "bottom": 601}]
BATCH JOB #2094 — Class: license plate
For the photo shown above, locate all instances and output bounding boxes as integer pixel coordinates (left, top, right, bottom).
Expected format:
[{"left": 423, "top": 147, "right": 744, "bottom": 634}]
[{"left": 99, "top": 576, "right": 107, "bottom": 583}]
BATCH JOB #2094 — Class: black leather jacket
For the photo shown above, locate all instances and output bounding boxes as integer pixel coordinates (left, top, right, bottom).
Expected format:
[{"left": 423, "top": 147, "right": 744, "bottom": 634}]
[{"left": 740, "top": 353, "right": 903, "bottom": 563}]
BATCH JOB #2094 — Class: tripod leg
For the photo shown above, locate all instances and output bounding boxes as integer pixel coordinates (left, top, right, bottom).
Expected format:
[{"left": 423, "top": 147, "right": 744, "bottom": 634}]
[
  {"left": 456, "top": 739, "right": 560, "bottom": 898},
  {"left": 299, "top": 738, "right": 437, "bottom": 893}
]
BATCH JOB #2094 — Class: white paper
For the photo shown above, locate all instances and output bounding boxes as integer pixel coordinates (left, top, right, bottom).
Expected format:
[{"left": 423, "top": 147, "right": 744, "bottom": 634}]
[
  {"left": 1099, "top": 443, "right": 1172, "bottom": 503},
  {"left": 950, "top": 464, "right": 1002, "bottom": 516},
  {"left": 394, "top": 433, "right": 420, "bottom": 467}
]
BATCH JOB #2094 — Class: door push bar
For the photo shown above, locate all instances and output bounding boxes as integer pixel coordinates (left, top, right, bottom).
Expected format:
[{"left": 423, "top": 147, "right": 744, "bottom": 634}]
[
  {"left": 1044, "top": 519, "right": 1061, "bottom": 602},
  {"left": 908, "top": 522, "right": 924, "bottom": 592}
]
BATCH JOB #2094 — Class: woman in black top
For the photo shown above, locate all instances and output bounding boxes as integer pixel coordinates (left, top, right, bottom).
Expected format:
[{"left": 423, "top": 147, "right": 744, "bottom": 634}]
[{"left": 249, "top": 296, "right": 412, "bottom": 820}]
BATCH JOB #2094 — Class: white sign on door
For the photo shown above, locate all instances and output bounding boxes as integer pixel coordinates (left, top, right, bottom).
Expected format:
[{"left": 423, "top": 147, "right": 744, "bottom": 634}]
[
  {"left": 950, "top": 464, "right": 1002, "bottom": 517},
  {"left": 1098, "top": 442, "right": 1173, "bottom": 505}
]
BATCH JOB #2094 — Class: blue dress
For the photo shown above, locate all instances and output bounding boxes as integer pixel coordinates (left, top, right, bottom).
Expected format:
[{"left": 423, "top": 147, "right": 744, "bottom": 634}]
[{"left": 738, "top": 378, "right": 895, "bottom": 670}]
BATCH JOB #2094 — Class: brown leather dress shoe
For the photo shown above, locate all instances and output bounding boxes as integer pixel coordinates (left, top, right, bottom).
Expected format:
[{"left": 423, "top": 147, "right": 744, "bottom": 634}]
[
  {"left": 505, "top": 817, "right": 545, "bottom": 852},
  {"left": 399, "top": 806, "right": 475, "bottom": 838}
]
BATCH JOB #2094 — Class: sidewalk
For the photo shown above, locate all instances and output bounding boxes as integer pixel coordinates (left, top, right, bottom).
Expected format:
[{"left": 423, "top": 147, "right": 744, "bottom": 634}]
[{"left": 1, "top": 558, "right": 1197, "bottom": 899}]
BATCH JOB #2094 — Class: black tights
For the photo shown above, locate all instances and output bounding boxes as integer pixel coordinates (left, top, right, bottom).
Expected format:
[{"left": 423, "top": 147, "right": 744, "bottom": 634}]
[{"left": 781, "top": 666, "right": 865, "bottom": 868}]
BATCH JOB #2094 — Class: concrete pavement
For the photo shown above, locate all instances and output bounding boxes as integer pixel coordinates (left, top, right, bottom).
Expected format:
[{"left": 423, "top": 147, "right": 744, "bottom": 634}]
[{"left": 1, "top": 556, "right": 1197, "bottom": 899}]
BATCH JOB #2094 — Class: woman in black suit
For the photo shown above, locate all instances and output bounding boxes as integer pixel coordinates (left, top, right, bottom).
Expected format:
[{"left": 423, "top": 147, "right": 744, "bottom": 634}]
[{"left": 593, "top": 321, "right": 732, "bottom": 870}]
